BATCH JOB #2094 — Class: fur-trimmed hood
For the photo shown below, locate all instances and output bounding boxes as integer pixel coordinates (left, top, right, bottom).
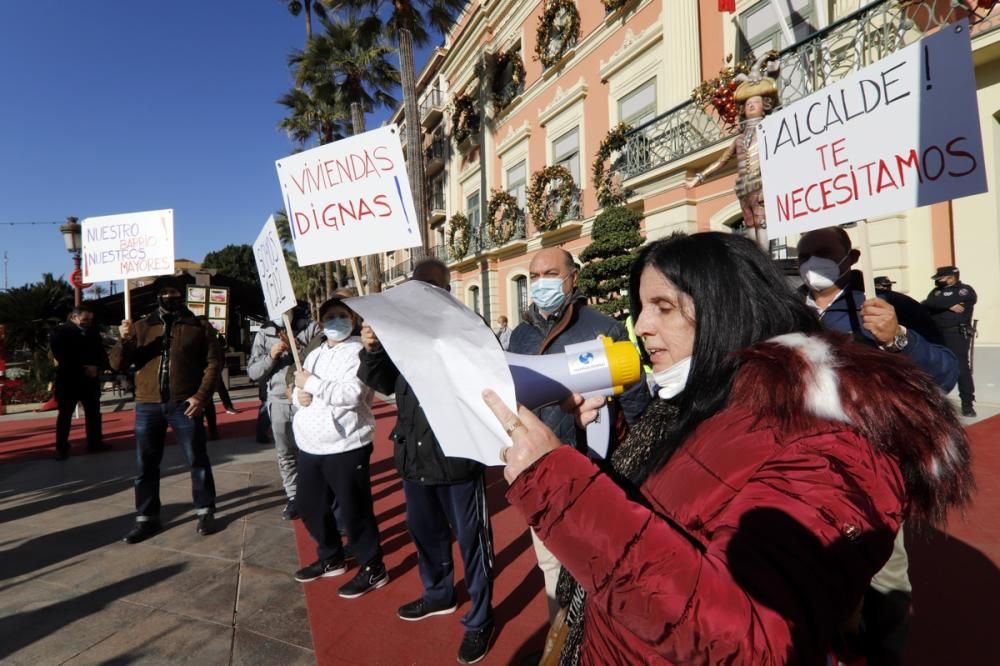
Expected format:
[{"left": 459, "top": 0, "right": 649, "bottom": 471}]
[{"left": 729, "top": 331, "right": 974, "bottom": 524}]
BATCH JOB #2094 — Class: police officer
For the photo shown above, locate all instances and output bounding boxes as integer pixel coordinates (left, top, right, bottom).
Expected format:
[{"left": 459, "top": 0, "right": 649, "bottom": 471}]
[{"left": 924, "top": 266, "right": 978, "bottom": 416}]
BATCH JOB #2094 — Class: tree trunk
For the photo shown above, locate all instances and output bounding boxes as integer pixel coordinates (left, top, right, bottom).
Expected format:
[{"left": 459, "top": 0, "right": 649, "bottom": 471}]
[
  {"left": 351, "top": 101, "right": 384, "bottom": 294},
  {"left": 324, "top": 263, "right": 334, "bottom": 300},
  {"left": 399, "top": 28, "right": 428, "bottom": 256},
  {"left": 303, "top": 0, "right": 312, "bottom": 41}
]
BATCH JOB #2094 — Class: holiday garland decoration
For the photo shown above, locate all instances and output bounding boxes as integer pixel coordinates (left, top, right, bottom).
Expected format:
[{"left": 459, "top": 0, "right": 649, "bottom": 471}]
[
  {"left": 450, "top": 92, "right": 480, "bottom": 147},
  {"left": 601, "top": 0, "right": 630, "bottom": 11},
  {"left": 691, "top": 54, "right": 752, "bottom": 129},
  {"left": 592, "top": 122, "right": 633, "bottom": 209},
  {"left": 527, "top": 165, "right": 576, "bottom": 231},
  {"left": 447, "top": 212, "right": 471, "bottom": 260},
  {"left": 491, "top": 48, "right": 526, "bottom": 112},
  {"left": 535, "top": 0, "right": 580, "bottom": 68},
  {"left": 486, "top": 189, "right": 520, "bottom": 245}
]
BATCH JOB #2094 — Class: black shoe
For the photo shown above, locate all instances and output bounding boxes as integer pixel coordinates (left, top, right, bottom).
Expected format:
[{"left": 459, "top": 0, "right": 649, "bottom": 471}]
[
  {"left": 338, "top": 562, "right": 388, "bottom": 599},
  {"left": 87, "top": 442, "right": 112, "bottom": 452},
  {"left": 962, "top": 404, "right": 977, "bottom": 417},
  {"left": 197, "top": 513, "right": 216, "bottom": 535},
  {"left": 282, "top": 498, "right": 299, "bottom": 521},
  {"left": 54, "top": 449, "right": 69, "bottom": 461},
  {"left": 123, "top": 520, "right": 161, "bottom": 544},
  {"left": 397, "top": 597, "right": 458, "bottom": 621},
  {"left": 294, "top": 556, "right": 347, "bottom": 582},
  {"left": 457, "top": 624, "right": 495, "bottom": 664}
]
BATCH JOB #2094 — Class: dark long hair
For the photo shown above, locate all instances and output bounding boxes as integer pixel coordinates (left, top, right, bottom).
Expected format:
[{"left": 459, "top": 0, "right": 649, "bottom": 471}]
[{"left": 628, "top": 232, "right": 821, "bottom": 482}]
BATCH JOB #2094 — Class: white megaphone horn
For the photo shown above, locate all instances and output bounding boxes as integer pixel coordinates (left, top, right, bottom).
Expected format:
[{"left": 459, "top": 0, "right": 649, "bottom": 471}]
[{"left": 506, "top": 336, "right": 642, "bottom": 458}]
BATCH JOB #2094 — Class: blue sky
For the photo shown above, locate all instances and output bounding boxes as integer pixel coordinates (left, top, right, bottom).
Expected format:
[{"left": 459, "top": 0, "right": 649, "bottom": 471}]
[{"left": 0, "top": 2, "right": 432, "bottom": 291}]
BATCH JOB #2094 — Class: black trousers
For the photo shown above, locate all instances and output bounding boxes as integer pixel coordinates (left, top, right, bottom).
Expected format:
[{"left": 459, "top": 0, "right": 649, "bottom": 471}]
[
  {"left": 55, "top": 380, "right": 103, "bottom": 453},
  {"left": 297, "top": 445, "right": 382, "bottom": 568},
  {"left": 942, "top": 328, "right": 975, "bottom": 404},
  {"left": 403, "top": 477, "right": 495, "bottom": 632}
]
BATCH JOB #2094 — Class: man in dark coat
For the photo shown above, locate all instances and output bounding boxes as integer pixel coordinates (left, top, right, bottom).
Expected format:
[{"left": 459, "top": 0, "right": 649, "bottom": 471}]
[
  {"left": 356, "top": 259, "right": 495, "bottom": 665},
  {"left": 923, "top": 265, "right": 978, "bottom": 416},
  {"left": 50, "top": 303, "right": 110, "bottom": 460},
  {"left": 507, "top": 247, "right": 650, "bottom": 621}
]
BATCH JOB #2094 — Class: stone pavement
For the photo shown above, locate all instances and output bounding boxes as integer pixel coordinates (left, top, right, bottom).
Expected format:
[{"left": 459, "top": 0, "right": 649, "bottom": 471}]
[{"left": 0, "top": 427, "right": 314, "bottom": 665}]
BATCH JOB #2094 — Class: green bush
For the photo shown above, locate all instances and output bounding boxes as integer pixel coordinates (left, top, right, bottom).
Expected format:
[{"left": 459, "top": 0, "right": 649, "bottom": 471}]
[{"left": 577, "top": 206, "right": 644, "bottom": 319}]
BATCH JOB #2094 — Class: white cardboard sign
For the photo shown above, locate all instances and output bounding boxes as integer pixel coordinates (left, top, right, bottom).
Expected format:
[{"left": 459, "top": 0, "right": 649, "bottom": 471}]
[
  {"left": 759, "top": 20, "right": 987, "bottom": 239},
  {"left": 253, "top": 216, "right": 298, "bottom": 320},
  {"left": 81, "top": 209, "right": 175, "bottom": 282},
  {"left": 275, "top": 125, "right": 421, "bottom": 267}
]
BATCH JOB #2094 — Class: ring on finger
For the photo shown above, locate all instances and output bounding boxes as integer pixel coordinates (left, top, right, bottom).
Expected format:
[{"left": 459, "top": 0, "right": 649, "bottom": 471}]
[
  {"left": 500, "top": 446, "right": 512, "bottom": 464},
  {"left": 504, "top": 419, "right": 525, "bottom": 436}
]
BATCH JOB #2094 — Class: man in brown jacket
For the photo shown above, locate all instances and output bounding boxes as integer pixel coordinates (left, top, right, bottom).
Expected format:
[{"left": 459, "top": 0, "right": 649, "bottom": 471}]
[{"left": 111, "top": 276, "right": 221, "bottom": 543}]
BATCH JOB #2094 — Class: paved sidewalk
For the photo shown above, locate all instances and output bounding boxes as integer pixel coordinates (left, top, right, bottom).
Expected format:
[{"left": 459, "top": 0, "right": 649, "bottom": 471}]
[{"left": 0, "top": 424, "right": 313, "bottom": 664}]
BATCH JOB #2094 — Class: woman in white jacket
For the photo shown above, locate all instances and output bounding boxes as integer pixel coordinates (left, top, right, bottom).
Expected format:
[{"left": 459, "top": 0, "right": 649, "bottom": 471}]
[{"left": 291, "top": 296, "right": 387, "bottom": 599}]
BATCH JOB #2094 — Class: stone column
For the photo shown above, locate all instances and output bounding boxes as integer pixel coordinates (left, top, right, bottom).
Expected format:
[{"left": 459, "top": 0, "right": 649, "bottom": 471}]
[{"left": 661, "top": 0, "right": 701, "bottom": 108}]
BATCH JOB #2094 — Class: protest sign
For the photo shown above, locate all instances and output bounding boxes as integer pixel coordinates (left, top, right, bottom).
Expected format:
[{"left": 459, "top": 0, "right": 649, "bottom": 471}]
[
  {"left": 759, "top": 20, "right": 987, "bottom": 239},
  {"left": 346, "top": 281, "right": 517, "bottom": 467},
  {"left": 275, "top": 125, "right": 421, "bottom": 267},
  {"left": 253, "top": 216, "right": 298, "bottom": 320},
  {"left": 81, "top": 209, "right": 175, "bottom": 282}
]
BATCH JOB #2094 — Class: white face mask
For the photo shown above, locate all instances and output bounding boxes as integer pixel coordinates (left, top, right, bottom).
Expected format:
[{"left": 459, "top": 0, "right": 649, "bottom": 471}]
[
  {"left": 799, "top": 256, "right": 847, "bottom": 292},
  {"left": 652, "top": 356, "right": 692, "bottom": 400}
]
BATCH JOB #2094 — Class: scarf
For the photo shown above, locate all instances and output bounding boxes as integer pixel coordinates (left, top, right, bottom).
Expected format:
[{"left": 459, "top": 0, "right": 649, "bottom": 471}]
[{"left": 555, "top": 398, "right": 680, "bottom": 665}]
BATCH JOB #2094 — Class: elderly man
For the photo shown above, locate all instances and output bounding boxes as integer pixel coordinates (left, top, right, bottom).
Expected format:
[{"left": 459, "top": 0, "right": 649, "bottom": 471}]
[
  {"left": 797, "top": 227, "right": 958, "bottom": 666},
  {"left": 507, "top": 247, "right": 650, "bottom": 622},
  {"left": 357, "top": 259, "right": 496, "bottom": 665},
  {"left": 50, "top": 303, "right": 110, "bottom": 460},
  {"left": 111, "top": 276, "right": 221, "bottom": 543}
]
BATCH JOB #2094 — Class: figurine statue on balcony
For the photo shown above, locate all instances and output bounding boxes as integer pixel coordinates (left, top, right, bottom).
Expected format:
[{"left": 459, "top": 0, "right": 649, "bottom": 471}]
[{"left": 691, "top": 52, "right": 779, "bottom": 252}]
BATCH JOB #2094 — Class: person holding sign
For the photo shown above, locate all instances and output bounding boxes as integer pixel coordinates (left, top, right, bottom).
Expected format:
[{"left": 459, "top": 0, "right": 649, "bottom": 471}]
[
  {"left": 482, "top": 232, "right": 972, "bottom": 665},
  {"left": 290, "top": 296, "right": 388, "bottom": 600},
  {"left": 111, "top": 276, "right": 222, "bottom": 543}
]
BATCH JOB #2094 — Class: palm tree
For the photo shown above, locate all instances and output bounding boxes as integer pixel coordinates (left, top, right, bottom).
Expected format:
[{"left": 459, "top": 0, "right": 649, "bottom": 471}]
[
  {"left": 281, "top": 0, "right": 328, "bottom": 40},
  {"left": 325, "top": 0, "right": 467, "bottom": 256},
  {"left": 291, "top": 13, "right": 400, "bottom": 293},
  {"left": 0, "top": 273, "right": 73, "bottom": 382}
]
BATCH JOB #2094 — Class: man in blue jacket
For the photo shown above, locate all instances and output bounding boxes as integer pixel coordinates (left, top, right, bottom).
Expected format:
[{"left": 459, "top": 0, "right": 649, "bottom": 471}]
[
  {"left": 797, "top": 226, "right": 958, "bottom": 666},
  {"left": 508, "top": 247, "right": 650, "bottom": 622}
]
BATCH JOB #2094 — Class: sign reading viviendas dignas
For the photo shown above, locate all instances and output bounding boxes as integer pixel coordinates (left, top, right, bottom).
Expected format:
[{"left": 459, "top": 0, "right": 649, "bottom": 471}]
[
  {"left": 759, "top": 20, "right": 987, "bottom": 239},
  {"left": 253, "top": 215, "right": 298, "bottom": 321},
  {"left": 275, "top": 125, "right": 421, "bottom": 267},
  {"left": 81, "top": 209, "right": 175, "bottom": 282}
]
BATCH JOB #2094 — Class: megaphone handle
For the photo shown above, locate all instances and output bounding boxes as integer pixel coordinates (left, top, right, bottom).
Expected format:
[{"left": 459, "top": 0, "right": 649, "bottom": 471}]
[{"left": 585, "top": 404, "right": 612, "bottom": 459}]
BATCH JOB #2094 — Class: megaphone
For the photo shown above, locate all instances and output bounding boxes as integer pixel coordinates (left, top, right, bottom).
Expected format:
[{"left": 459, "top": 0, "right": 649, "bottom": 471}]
[{"left": 506, "top": 336, "right": 642, "bottom": 458}]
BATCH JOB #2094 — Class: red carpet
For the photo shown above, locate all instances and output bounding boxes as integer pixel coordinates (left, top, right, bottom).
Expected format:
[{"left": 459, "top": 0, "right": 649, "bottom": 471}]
[{"left": 294, "top": 400, "right": 549, "bottom": 666}]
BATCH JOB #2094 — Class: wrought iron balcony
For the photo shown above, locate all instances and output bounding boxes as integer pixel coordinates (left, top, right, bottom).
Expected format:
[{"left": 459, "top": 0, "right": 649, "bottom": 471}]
[
  {"left": 381, "top": 244, "right": 453, "bottom": 283},
  {"left": 420, "top": 88, "right": 445, "bottom": 129},
  {"left": 620, "top": 0, "right": 996, "bottom": 180},
  {"left": 425, "top": 137, "right": 447, "bottom": 175}
]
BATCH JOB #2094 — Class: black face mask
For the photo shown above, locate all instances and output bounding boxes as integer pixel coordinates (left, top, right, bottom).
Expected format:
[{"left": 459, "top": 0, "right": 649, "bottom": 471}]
[
  {"left": 158, "top": 295, "right": 184, "bottom": 313},
  {"left": 935, "top": 279, "right": 950, "bottom": 288}
]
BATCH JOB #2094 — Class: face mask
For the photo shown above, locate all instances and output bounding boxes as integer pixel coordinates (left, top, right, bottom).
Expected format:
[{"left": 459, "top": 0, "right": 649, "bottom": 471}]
[
  {"left": 158, "top": 295, "right": 183, "bottom": 313},
  {"left": 652, "top": 356, "right": 692, "bottom": 400},
  {"left": 323, "top": 317, "right": 352, "bottom": 342},
  {"left": 799, "top": 256, "right": 847, "bottom": 292},
  {"left": 531, "top": 277, "right": 568, "bottom": 312},
  {"left": 935, "top": 278, "right": 949, "bottom": 288}
]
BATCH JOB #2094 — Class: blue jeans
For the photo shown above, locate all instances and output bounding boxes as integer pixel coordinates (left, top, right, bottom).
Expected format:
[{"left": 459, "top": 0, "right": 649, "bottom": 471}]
[{"left": 134, "top": 401, "right": 216, "bottom": 519}]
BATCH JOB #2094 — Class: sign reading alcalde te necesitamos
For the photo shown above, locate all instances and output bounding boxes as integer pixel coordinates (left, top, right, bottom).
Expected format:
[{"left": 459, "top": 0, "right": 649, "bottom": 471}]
[
  {"left": 253, "top": 215, "right": 297, "bottom": 321},
  {"left": 759, "top": 20, "right": 987, "bottom": 239},
  {"left": 81, "top": 209, "right": 175, "bottom": 282},
  {"left": 275, "top": 125, "right": 421, "bottom": 267}
]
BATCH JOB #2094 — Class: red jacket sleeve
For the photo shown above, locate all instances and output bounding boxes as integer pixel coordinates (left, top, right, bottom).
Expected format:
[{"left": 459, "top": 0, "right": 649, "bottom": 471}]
[{"left": 507, "top": 431, "right": 904, "bottom": 663}]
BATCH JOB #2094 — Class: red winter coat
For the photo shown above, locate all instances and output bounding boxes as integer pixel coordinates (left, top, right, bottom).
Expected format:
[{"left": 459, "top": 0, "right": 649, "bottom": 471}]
[{"left": 508, "top": 332, "right": 972, "bottom": 665}]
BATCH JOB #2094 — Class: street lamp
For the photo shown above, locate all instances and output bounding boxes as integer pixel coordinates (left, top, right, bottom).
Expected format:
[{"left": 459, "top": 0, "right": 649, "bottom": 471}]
[{"left": 59, "top": 216, "right": 83, "bottom": 306}]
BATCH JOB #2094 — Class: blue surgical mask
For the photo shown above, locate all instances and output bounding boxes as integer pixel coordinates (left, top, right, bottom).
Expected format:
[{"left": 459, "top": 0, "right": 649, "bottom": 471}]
[
  {"left": 531, "top": 277, "right": 568, "bottom": 312},
  {"left": 323, "top": 317, "right": 352, "bottom": 342}
]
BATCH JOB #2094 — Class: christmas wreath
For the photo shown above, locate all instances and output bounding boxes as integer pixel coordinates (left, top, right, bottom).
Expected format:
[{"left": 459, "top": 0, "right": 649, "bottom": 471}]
[
  {"left": 527, "top": 165, "right": 576, "bottom": 231},
  {"left": 592, "top": 122, "right": 633, "bottom": 208},
  {"left": 601, "top": 0, "right": 630, "bottom": 11},
  {"left": 491, "top": 48, "right": 526, "bottom": 112},
  {"left": 486, "top": 189, "right": 520, "bottom": 245},
  {"left": 447, "top": 212, "right": 471, "bottom": 260},
  {"left": 691, "top": 55, "right": 753, "bottom": 129},
  {"left": 535, "top": 0, "right": 580, "bottom": 68},
  {"left": 450, "top": 92, "right": 480, "bottom": 146}
]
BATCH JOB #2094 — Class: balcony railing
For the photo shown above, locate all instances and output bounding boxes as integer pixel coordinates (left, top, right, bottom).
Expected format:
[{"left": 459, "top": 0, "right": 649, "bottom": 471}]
[
  {"left": 425, "top": 137, "right": 447, "bottom": 174},
  {"left": 620, "top": 0, "right": 994, "bottom": 180},
  {"left": 381, "top": 245, "right": 451, "bottom": 283},
  {"left": 420, "top": 89, "right": 445, "bottom": 128}
]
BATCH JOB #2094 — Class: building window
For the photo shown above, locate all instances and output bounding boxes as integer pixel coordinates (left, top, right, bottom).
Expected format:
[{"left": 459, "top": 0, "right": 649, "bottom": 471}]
[
  {"left": 466, "top": 191, "right": 481, "bottom": 230},
  {"left": 618, "top": 78, "right": 657, "bottom": 127},
  {"left": 514, "top": 275, "right": 528, "bottom": 322},
  {"left": 738, "top": 0, "right": 816, "bottom": 59},
  {"left": 429, "top": 174, "right": 446, "bottom": 211},
  {"left": 506, "top": 160, "right": 527, "bottom": 210},
  {"left": 552, "top": 128, "right": 581, "bottom": 186},
  {"left": 470, "top": 285, "right": 481, "bottom": 314}
]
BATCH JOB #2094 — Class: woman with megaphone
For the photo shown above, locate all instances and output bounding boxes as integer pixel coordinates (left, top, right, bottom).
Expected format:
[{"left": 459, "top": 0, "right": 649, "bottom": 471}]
[{"left": 483, "top": 231, "right": 972, "bottom": 665}]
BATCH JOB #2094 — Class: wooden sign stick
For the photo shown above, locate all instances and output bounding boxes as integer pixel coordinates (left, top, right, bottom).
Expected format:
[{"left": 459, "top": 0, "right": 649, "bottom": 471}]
[
  {"left": 856, "top": 219, "right": 877, "bottom": 297},
  {"left": 282, "top": 312, "right": 303, "bottom": 371}
]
